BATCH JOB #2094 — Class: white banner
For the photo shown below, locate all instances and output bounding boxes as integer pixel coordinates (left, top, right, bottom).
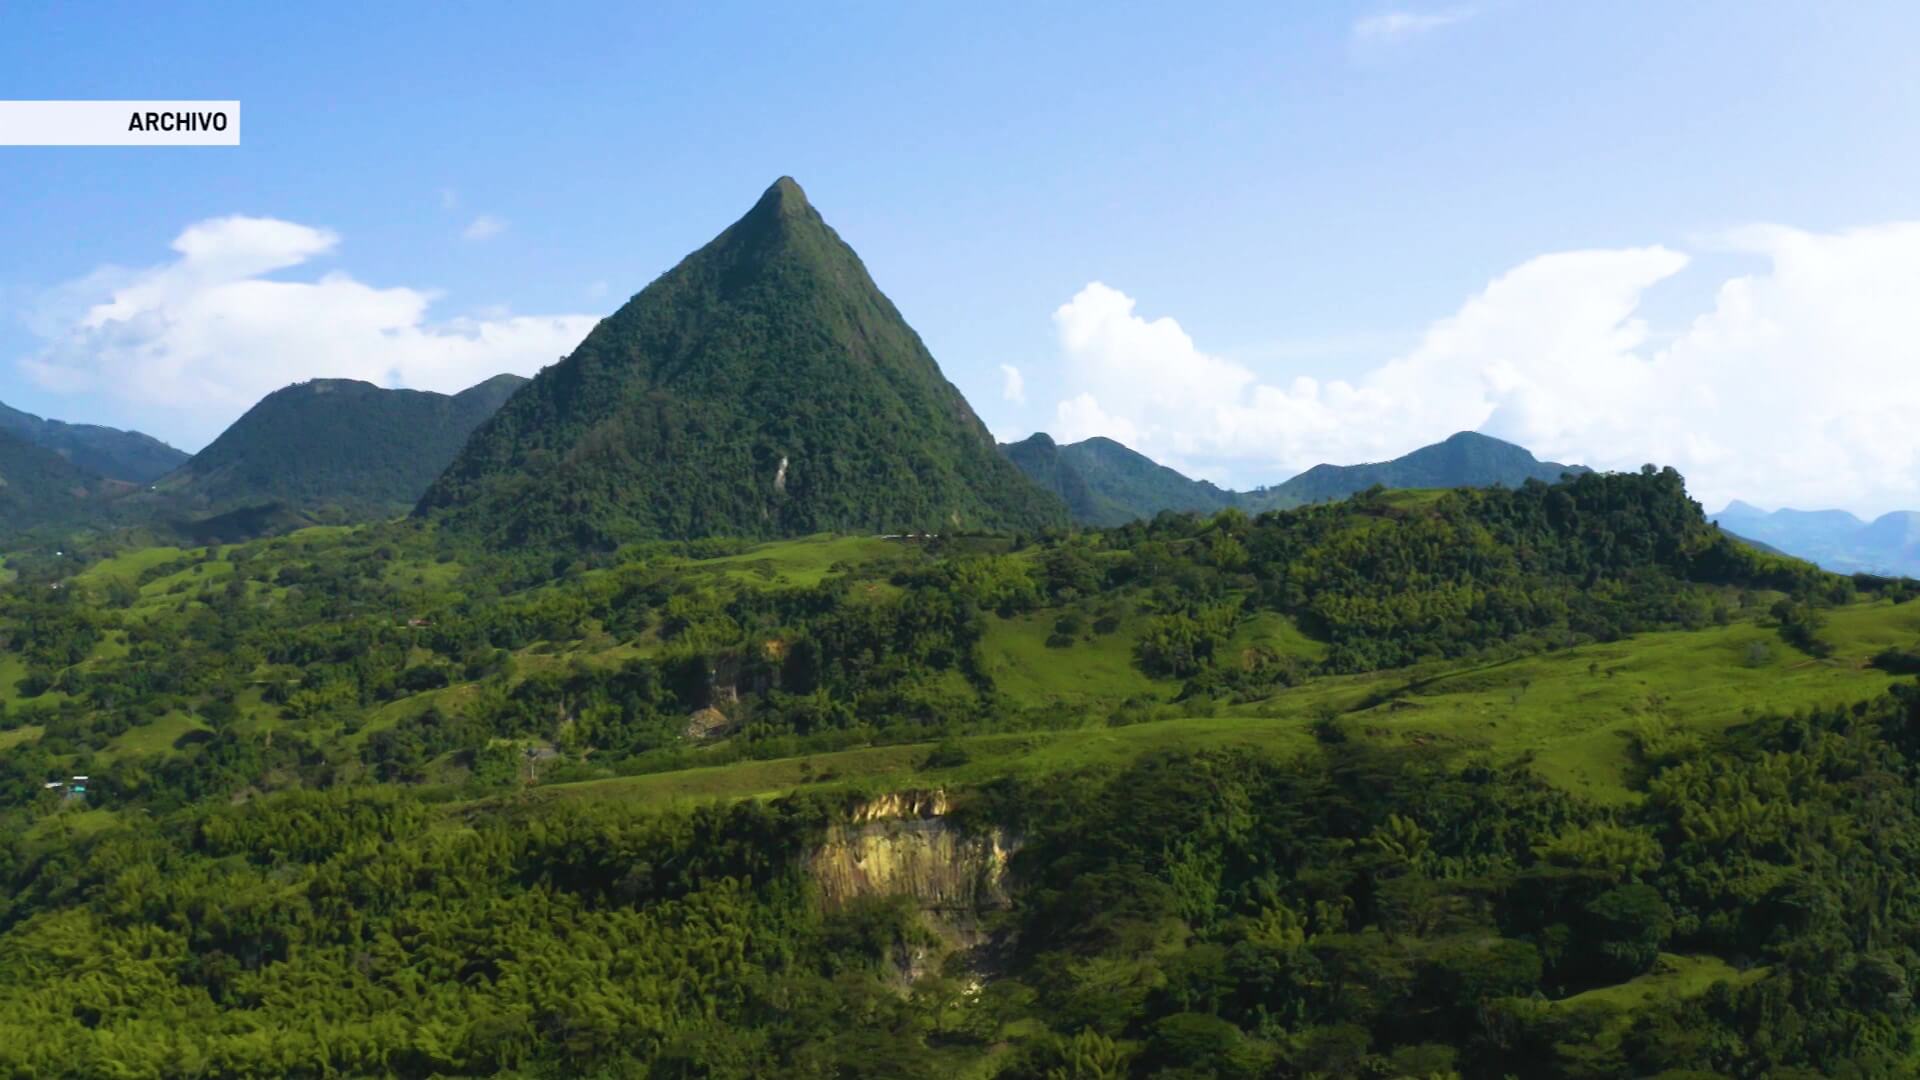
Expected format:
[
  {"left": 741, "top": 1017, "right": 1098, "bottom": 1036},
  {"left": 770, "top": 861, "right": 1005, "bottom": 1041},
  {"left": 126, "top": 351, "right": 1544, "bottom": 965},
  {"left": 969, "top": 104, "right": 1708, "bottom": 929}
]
[{"left": 0, "top": 101, "right": 240, "bottom": 146}]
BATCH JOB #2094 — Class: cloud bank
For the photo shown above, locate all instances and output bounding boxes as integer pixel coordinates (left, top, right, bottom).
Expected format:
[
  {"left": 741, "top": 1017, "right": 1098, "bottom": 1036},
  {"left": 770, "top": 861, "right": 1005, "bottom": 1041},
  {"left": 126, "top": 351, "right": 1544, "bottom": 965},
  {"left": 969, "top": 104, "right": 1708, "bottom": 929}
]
[
  {"left": 1045, "top": 223, "right": 1920, "bottom": 516},
  {"left": 20, "top": 215, "right": 596, "bottom": 449}
]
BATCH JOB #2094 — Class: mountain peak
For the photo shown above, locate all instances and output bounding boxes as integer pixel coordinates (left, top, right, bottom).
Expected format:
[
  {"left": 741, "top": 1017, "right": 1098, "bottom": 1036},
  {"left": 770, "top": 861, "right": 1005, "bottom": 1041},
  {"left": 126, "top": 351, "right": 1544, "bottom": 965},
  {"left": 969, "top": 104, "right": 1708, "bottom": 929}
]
[
  {"left": 767, "top": 174, "right": 807, "bottom": 203},
  {"left": 284, "top": 378, "right": 378, "bottom": 395},
  {"left": 419, "top": 180, "right": 1066, "bottom": 546},
  {"left": 1442, "top": 430, "right": 1518, "bottom": 450},
  {"left": 742, "top": 176, "right": 814, "bottom": 226},
  {"left": 455, "top": 373, "right": 531, "bottom": 399}
]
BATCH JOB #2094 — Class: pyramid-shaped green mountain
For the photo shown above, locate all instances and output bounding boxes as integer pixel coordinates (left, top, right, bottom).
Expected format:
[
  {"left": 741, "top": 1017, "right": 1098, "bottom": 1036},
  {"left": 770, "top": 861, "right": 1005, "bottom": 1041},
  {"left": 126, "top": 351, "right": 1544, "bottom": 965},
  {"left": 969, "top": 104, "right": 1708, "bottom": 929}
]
[{"left": 418, "top": 177, "right": 1068, "bottom": 546}]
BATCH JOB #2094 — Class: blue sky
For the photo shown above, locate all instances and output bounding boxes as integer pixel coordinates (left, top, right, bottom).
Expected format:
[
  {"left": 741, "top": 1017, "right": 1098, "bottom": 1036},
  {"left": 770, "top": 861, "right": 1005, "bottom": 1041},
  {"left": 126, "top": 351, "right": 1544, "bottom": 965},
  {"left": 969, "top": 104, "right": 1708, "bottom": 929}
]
[{"left": 3, "top": 2, "right": 1919, "bottom": 512}]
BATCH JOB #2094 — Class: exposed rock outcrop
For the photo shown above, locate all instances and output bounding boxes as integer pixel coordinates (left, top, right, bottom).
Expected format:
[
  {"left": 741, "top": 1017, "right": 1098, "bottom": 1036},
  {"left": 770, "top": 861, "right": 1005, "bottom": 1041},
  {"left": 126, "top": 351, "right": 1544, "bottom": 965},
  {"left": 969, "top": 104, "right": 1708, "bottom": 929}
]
[
  {"left": 804, "top": 790, "right": 1021, "bottom": 985},
  {"left": 683, "top": 706, "right": 733, "bottom": 740}
]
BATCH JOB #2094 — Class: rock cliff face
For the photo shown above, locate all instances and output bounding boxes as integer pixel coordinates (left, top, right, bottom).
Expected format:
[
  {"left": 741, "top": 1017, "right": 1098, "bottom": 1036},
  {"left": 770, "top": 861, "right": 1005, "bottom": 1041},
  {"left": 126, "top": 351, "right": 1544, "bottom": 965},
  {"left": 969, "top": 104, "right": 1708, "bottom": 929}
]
[
  {"left": 804, "top": 790, "right": 1020, "bottom": 986},
  {"left": 806, "top": 790, "right": 1018, "bottom": 913}
]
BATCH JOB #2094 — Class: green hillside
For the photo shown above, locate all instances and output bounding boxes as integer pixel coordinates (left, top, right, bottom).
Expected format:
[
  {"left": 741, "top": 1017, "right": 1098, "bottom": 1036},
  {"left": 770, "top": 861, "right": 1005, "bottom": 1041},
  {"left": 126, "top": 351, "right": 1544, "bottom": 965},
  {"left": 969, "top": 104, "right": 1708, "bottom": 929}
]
[
  {"left": 418, "top": 178, "right": 1068, "bottom": 547},
  {"left": 7, "top": 465, "right": 1920, "bottom": 1076},
  {"left": 0, "top": 400, "right": 186, "bottom": 484},
  {"left": 150, "top": 374, "right": 528, "bottom": 521}
]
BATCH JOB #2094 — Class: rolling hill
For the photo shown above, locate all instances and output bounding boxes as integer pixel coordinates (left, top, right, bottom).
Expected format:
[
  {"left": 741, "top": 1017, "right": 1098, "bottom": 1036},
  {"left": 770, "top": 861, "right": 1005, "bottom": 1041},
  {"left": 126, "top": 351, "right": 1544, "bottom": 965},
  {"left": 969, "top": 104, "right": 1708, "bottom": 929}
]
[{"left": 419, "top": 177, "right": 1068, "bottom": 547}]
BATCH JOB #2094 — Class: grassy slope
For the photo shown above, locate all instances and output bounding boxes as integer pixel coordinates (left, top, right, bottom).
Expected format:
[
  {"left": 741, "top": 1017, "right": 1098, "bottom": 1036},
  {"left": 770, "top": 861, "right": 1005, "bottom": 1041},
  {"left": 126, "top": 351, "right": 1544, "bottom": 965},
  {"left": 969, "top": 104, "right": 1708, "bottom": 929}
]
[
  {"left": 686, "top": 533, "right": 902, "bottom": 588},
  {"left": 101, "top": 712, "right": 210, "bottom": 760},
  {"left": 540, "top": 713, "right": 1321, "bottom": 809},
  {"left": 10, "top": 529, "right": 1913, "bottom": 815},
  {"left": 1206, "top": 603, "right": 1912, "bottom": 805},
  {"left": 0, "top": 725, "right": 42, "bottom": 750},
  {"left": 978, "top": 611, "right": 1167, "bottom": 706},
  {"left": 532, "top": 597, "right": 1910, "bottom": 811},
  {"left": 68, "top": 545, "right": 191, "bottom": 587},
  {"left": 1555, "top": 953, "right": 1765, "bottom": 1013}
]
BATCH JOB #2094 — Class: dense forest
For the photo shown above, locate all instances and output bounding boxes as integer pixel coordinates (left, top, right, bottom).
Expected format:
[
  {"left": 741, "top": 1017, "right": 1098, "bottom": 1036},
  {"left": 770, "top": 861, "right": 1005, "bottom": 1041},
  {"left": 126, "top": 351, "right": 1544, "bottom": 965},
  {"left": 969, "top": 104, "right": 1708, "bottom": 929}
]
[
  {"left": 7, "top": 685, "right": 1920, "bottom": 1078},
  {"left": 150, "top": 375, "right": 530, "bottom": 521},
  {"left": 7, "top": 465, "right": 1920, "bottom": 1075}
]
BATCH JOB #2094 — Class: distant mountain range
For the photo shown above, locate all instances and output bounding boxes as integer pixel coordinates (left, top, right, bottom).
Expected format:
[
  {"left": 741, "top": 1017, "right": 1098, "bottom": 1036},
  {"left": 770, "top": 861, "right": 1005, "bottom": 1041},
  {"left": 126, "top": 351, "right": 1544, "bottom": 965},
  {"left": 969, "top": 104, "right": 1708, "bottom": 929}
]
[
  {"left": 4, "top": 176, "right": 1905, "bottom": 576},
  {"left": 1002, "top": 430, "right": 1589, "bottom": 526},
  {"left": 1711, "top": 501, "right": 1920, "bottom": 578},
  {"left": 1246, "top": 431, "right": 1589, "bottom": 509},
  {"left": 0, "top": 375, "right": 528, "bottom": 542},
  {"left": 0, "top": 400, "right": 185, "bottom": 484},
  {"left": 1000, "top": 434, "right": 1235, "bottom": 526}
]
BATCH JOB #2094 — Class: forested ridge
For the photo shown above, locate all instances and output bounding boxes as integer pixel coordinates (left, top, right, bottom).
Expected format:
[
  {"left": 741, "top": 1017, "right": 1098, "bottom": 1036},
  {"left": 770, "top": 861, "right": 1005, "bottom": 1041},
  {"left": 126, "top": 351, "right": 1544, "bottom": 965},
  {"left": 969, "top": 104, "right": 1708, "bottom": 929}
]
[
  {"left": 151, "top": 375, "right": 530, "bottom": 520},
  {"left": 0, "top": 377, "right": 525, "bottom": 545},
  {"left": 3, "top": 467, "right": 1920, "bottom": 1076},
  {"left": 0, "top": 399, "right": 185, "bottom": 486}
]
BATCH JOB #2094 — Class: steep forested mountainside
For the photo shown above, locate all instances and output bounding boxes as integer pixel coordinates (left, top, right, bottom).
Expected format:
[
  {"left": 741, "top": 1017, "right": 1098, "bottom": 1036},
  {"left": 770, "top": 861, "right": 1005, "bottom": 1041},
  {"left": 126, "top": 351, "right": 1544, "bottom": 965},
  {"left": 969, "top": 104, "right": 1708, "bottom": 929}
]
[{"left": 419, "top": 178, "right": 1067, "bottom": 547}]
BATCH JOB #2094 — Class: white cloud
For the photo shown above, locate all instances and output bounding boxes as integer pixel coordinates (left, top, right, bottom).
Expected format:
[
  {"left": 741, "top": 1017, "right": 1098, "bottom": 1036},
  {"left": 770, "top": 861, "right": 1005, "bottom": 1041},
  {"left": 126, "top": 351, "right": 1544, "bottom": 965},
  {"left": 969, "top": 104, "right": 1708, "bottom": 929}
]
[
  {"left": 1054, "top": 392, "right": 1140, "bottom": 449},
  {"left": 462, "top": 214, "right": 507, "bottom": 241},
  {"left": 1353, "top": 8, "right": 1474, "bottom": 42},
  {"left": 999, "top": 363, "right": 1027, "bottom": 405},
  {"left": 20, "top": 214, "right": 597, "bottom": 449},
  {"left": 1044, "top": 223, "right": 1920, "bottom": 516}
]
